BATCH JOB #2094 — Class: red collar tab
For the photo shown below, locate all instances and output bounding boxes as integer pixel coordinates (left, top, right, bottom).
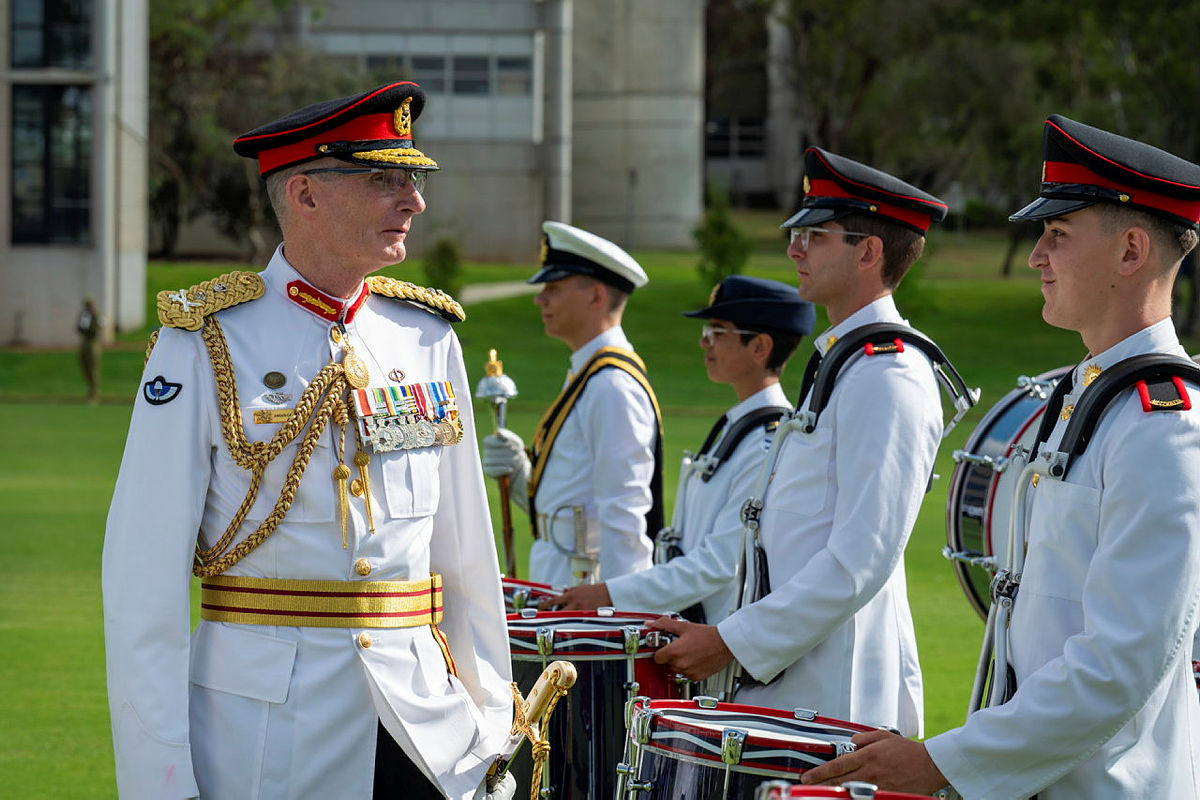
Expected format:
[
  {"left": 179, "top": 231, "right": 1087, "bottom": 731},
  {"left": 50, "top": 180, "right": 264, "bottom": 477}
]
[
  {"left": 1042, "top": 161, "right": 1200, "bottom": 224},
  {"left": 806, "top": 178, "right": 936, "bottom": 232},
  {"left": 286, "top": 280, "right": 370, "bottom": 323}
]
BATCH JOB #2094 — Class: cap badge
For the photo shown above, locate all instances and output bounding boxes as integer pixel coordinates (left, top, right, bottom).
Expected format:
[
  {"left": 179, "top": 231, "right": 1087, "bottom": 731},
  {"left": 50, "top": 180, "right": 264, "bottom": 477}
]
[
  {"left": 708, "top": 284, "right": 720, "bottom": 306},
  {"left": 539, "top": 235, "right": 549, "bottom": 265},
  {"left": 803, "top": 175, "right": 811, "bottom": 195},
  {"left": 394, "top": 97, "right": 413, "bottom": 138}
]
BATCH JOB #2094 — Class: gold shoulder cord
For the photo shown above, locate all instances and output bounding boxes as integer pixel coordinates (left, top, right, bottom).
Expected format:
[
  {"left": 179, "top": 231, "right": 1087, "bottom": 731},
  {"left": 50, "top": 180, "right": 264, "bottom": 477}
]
[{"left": 192, "top": 316, "right": 354, "bottom": 577}]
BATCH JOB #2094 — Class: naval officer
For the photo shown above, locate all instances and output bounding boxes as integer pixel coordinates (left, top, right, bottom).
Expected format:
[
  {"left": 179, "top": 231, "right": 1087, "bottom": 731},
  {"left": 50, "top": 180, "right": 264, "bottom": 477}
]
[{"left": 482, "top": 221, "right": 661, "bottom": 587}]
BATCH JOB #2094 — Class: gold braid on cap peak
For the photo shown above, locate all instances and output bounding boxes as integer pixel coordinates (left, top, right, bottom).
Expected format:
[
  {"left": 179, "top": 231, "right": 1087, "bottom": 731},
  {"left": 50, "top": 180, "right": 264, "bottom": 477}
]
[
  {"left": 367, "top": 275, "right": 465, "bottom": 322},
  {"left": 157, "top": 271, "right": 265, "bottom": 331}
]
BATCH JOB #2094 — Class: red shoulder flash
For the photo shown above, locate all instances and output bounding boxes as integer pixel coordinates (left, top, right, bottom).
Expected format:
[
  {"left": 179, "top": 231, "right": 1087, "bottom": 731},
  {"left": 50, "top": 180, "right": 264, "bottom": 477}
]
[
  {"left": 864, "top": 338, "right": 905, "bottom": 356},
  {"left": 1136, "top": 376, "right": 1192, "bottom": 412}
]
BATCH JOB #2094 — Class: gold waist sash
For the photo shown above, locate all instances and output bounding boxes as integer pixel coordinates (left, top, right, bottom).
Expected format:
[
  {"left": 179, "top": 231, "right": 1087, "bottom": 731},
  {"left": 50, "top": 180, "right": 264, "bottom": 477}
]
[{"left": 200, "top": 573, "right": 443, "bottom": 628}]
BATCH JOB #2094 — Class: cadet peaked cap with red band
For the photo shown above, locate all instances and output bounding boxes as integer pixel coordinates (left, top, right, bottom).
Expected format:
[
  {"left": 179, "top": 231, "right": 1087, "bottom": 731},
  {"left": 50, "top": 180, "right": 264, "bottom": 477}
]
[
  {"left": 1011, "top": 114, "right": 1200, "bottom": 229},
  {"left": 528, "top": 220, "right": 648, "bottom": 293},
  {"left": 781, "top": 147, "right": 948, "bottom": 235},
  {"left": 232, "top": 82, "right": 438, "bottom": 177}
]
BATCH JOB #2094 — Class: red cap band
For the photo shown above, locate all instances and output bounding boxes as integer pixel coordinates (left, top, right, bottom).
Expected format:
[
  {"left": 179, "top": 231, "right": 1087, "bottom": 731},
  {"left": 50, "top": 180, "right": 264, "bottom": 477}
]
[
  {"left": 1042, "top": 161, "right": 1200, "bottom": 224},
  {"left": 807, "top": 178, "right": 937, "bottom": 232}
]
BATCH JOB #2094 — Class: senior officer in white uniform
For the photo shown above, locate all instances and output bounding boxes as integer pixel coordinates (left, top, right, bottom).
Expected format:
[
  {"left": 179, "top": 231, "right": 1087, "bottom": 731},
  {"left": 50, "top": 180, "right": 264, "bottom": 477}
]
[
  {"left": 543, "top": 276, "right": 815, "bottom": 627},
  {"left": 652, "top": 149, "right": 953, "bottom": 737},
  {"left": 804, "top": 116, "right": 1200, "bottom": 799},
  {"left": 103, "top": 83, "right": 515, "bottom": 800},
  {"left": 483, "top": 222, "right": 661, "bottom": 587}
]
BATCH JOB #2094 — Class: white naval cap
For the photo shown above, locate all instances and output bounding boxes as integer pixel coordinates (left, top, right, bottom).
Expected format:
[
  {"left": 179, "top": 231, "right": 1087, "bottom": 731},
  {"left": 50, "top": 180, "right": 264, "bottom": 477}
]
[{"left": 527, "top": 220, "right": 649, "bottom": 293}]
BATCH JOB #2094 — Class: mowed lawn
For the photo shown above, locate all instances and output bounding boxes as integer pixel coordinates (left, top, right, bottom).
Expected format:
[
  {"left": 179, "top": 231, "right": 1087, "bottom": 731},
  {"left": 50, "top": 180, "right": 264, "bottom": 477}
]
[{"left": 3, "top": 218, "right": 1195, "bottom": 795}]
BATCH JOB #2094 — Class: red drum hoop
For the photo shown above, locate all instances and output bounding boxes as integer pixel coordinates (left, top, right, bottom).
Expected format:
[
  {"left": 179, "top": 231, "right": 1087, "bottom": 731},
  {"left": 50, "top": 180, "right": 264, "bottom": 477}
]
[
  {"left": 944, "top": 366, "right": 1070, "bottom": 619},
  {"left": 756, "top": 782, "right": 936, "bottom": 799},
  {"left": 617, "top": 697, "right": 878, "bottom": 799}
]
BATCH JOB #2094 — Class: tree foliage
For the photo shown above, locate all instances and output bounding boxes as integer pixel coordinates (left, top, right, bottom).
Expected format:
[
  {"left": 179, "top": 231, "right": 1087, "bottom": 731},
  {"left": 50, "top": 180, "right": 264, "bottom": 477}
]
[{"left": 694, "top": 183, "right": 752, "bottom": 287}]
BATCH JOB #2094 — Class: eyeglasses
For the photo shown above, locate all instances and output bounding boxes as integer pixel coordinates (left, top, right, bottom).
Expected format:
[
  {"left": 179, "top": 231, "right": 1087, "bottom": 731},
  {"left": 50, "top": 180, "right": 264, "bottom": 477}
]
[
  {"left": 700, "top": 322, "right": 762, "bottom": 346},
  {"left": 788, "top": 226, "right": 870, "bottom": 249},
  {"left": 301, "top": 167, "right": 427, "bottom": 195}
]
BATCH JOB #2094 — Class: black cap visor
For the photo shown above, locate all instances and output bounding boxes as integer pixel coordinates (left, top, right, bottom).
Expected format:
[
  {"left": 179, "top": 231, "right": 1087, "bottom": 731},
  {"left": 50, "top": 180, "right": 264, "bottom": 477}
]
[
  {"left": 780, "top": 196, "right": 878, "bottom": 229},
  {"left": 527, "top": 263, "right": 635, "bottom": 293},
  {"left": 1009, "top": 195, "right": 1097, "bottom": 222}
]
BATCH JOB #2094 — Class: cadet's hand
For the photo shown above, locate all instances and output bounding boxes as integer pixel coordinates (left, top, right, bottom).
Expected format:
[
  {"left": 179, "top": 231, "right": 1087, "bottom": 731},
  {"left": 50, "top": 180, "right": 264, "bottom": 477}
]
[
  {"left": 799, "top": 729, "right": 948, "bottom": 795},
  {"left": 647, "top": 616, "right": 734, "bottom": 681},
  {"left": 540, "top": 583, "right": 612, "bottom": 611},
  {"left": 482, "top": 429, "right": 530, "bottom": 481}
]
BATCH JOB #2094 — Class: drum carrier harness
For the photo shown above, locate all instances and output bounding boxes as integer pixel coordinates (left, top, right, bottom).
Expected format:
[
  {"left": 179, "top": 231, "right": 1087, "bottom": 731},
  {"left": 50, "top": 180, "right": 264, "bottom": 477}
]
[
  {"left": 655, "top": 405, "right": 789, "bottom": 624},
  {"left": 971, "top": 353, "right": 1200, "bottom": 713},
  {"left": 721, "top": 323, "right": 978, "bottom": 699}
]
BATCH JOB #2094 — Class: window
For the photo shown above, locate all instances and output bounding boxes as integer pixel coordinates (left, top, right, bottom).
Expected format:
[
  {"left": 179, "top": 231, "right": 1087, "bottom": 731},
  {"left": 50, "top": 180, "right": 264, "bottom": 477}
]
[
  {"left": 496, "top": 57, "right": 533, "bottom": 96},
  {"left": 11, "top": 0, "right": 93, "bottom": 69},
  {"left": 11, "top": 84, "right": 92, "bottom": 244},
  {"left": 452, "top": 56, "right": 490, "bottom": 95},
  {"left": 411, "top": 55, "right": 446, "bottom": 93}
]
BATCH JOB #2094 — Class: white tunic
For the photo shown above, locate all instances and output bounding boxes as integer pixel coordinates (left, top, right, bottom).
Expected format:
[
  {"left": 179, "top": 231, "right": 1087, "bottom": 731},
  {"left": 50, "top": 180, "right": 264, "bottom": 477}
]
[
  {"left": 717, "top": 296, "right": 940, "bottom": 736},
  {"left": 102, "top": 248, "right": 513, "bottom": 799},
  {"left": 926, "top": 319, "right": 1200, "bottom": 800},
  {"left": 528, "top": 326, "right": 657, "bottom": 586},
  {"left": 606, "top": 384, "right": 789, "bottom": 623}
]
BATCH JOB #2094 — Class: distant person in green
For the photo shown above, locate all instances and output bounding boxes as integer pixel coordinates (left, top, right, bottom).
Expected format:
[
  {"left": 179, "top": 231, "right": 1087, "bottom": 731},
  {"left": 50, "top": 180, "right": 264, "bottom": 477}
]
[{"left": 77, "top": 298, "right": 101, "bottom": 404}]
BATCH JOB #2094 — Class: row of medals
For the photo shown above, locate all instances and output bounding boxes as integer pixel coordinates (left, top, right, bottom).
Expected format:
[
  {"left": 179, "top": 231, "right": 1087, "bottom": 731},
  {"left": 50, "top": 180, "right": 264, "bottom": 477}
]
[{"left": 342, "top": 346, "right": 460, "bottom": 452}]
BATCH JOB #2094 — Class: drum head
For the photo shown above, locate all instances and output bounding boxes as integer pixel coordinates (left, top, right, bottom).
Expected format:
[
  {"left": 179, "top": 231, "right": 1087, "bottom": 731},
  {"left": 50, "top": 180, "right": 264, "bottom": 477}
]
[
  {"left": 507, "top": 609, "right": 671, "bottom": 660},
  {"left": 945, "top": 366, "right": 1070, "bottom": 620}
]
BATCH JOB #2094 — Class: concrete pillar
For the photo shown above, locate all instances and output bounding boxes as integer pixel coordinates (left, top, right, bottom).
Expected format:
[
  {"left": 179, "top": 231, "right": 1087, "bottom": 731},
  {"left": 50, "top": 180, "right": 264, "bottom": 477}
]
[
  {"left": 541, "top": 0, "right": 572, "bottom": 224},
  {"left": 765, "top": 0, "right": 803, "bottom": 210}
]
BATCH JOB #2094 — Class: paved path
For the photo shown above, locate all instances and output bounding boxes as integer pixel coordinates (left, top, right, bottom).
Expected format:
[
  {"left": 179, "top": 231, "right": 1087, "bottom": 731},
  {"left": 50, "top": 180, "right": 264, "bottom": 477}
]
[{"left": 459, "top": 281, "right": 538, "bottom": 305}]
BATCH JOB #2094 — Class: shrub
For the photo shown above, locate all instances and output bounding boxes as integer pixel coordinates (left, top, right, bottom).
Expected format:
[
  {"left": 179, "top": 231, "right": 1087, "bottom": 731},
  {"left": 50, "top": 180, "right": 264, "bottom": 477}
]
[
  {"left": 693, "top": 183, "right": 751, "bottom": 287},
  {"left": 423, "top": 237, "right": 463, "bottom": 297}
]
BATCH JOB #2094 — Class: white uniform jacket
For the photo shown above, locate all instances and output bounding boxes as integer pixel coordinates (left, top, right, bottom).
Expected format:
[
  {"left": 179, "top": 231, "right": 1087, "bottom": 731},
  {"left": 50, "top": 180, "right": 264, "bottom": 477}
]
[
  {"left": 926, "top": 319, "right": 1200, "bottom": 800},
  {"left": 717, "top": 297, "right": 940, "bottom": 736},
  {"left": 103, "top": 249, "right": 513, "bottom": 799},
  {"left": 528, "top": 326, "right": 656, "bottom": 586},
  {"left": 607, "top": 384, "right": 789, "bottom": 622}
]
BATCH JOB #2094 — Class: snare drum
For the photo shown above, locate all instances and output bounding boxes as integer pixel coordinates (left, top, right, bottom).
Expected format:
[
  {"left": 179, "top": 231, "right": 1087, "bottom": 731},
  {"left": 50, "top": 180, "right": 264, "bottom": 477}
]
[
  {"left": 501, "top": 576, "right": 556, "bottom": 613},
  {"left": 944, "top": 366, "right": 1070, "bottom": 618},
  {"left": 616, "top": 696, "right": 877, "bottom": 799},
  {"left": 507, "top": 609, "right": 686, "bottom": 799},
  {"left": 755, "top": 782, "right": 937, "bottom": 799}
]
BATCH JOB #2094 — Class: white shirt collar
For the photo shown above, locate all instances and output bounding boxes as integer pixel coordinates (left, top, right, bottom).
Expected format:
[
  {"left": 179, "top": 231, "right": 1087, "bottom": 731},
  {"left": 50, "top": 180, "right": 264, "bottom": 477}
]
[
  {"left": 570, "top": 326, "right": 633, "bottom": 373},
  {"left": 725, "top": 383, "right": 790, "bottom": 423},
  {"left": 1072, "top": 318, "right": 1187, "bottom": 389},
  {"left": 814, "top": 295, "right": 904, "bottom": 356}
]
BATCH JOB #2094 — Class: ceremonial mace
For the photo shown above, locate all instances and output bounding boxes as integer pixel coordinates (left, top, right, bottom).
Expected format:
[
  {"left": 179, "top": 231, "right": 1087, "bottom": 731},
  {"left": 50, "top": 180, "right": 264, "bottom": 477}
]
[{"left": 475, "top": 349, "right": 520, "bottom": 578}]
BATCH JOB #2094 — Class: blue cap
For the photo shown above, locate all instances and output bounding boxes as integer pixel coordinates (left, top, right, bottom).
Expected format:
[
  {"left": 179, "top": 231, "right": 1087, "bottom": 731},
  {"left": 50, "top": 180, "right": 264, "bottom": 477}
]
[{"left": 683, "top": 275, "right": 816, "bottom": 336}]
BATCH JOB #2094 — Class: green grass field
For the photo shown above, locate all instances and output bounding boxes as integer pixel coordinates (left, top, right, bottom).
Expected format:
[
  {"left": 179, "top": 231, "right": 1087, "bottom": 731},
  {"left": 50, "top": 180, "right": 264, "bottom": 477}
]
[{"left": 2, "top": 215, "right": 1196, "bottom": 795}]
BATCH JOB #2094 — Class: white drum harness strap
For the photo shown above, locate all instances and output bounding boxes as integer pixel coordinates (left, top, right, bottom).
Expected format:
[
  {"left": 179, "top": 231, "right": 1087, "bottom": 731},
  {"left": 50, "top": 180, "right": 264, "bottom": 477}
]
[{"left": 971, "top": 353, "right": 1200, "bottom": 712}]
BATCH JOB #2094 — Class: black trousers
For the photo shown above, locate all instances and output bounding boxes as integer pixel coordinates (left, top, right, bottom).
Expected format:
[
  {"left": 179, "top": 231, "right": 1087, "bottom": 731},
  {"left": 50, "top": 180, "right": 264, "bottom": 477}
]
[{"left": 374, "top": 721, "right": 446, "bottom": 799}]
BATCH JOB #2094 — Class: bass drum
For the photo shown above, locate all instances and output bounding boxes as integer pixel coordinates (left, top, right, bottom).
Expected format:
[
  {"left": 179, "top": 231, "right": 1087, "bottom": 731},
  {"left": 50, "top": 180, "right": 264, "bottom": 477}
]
[{"left": 944, "top": 366, "right": 1070, "bottom": 619}]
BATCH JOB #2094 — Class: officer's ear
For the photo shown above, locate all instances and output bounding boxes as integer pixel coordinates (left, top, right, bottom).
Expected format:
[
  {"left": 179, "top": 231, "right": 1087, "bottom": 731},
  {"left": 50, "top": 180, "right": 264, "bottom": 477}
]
[
  {"left": 288, "top": 173, "right": 321, "bottom": 216},
  {"left": 1116, "top": 225, "right": 1152, "bottom": 277},
  {"left": 854, "top": 234, "right": 886, "bottom": 275}
]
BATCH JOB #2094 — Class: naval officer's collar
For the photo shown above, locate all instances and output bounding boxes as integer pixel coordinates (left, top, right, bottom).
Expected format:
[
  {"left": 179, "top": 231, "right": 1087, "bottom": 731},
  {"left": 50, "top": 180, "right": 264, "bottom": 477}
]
[
  {"left": 264, "top": 245, "right": 370, "bottom": 324},
  {"left": 813, "top": 295, "right": 904, "bottom": 356},
  {"left": 1072, "top": 317, "right": 1185, "bottom": 390},
  {"left": 725, "top": 383, "right": 789, "bottom": 424},
  {"left": 569, "top": 325, "right": 633, "bottom": 373}
]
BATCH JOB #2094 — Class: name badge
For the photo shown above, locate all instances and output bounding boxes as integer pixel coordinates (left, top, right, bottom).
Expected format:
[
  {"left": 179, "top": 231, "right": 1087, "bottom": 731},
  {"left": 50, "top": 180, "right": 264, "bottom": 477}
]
[{"left": 352, "top": 381, "right": 463, "bottom": 453}]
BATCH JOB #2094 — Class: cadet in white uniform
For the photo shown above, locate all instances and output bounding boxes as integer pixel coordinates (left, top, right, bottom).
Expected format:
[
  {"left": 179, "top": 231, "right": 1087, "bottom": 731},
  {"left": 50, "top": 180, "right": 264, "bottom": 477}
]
[
  {"left": 652, "top": 149, "right": 953, "bottom": 738},
  {"left": 103, "top": 83, "right": 515, "bottom": 800},
  {"left": 544, "top": 276, "right": 815, "bottom": 626},
  {"left": 803, "top": 117, "right": 1200, "bottom": 798},
  {"left": 482, "top": 222, "right": 660, "bottom": 587}
]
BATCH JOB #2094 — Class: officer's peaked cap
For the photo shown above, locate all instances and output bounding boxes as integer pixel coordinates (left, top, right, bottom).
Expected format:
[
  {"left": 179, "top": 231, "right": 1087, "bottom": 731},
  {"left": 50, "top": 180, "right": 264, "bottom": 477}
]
[
  {"left": 782, "top": 147, "right": 948, "bottom": 235},
  {"left": 1010, "top": 115, "right": 1200, "bottom": 229},
  {"left": 233, "top": 82, "right": 438, "bottom": 177},
  {"left": 683, "top": 275, "right": 816, "bottom": 337},
  {"left": 528, "top": 221, "right": 648, "bottom": 293}
]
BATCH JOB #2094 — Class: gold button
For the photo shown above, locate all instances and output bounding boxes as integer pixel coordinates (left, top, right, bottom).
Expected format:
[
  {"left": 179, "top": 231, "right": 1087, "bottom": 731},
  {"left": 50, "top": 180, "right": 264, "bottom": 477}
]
[
  {"left": 330, "top": 327, "right": 343, "bottom": 344},
  {"left": 357, "top": 632, "right": 372, "bottom": 648},
  {"left": 354, "top": 558, "right": 372, "bottom": 576},
  {"left": 349, "top": 478, "right": 364, "bottom": 497},
  {"left": 1031, "top": 474, "right": 1040, "bottom": 487}
]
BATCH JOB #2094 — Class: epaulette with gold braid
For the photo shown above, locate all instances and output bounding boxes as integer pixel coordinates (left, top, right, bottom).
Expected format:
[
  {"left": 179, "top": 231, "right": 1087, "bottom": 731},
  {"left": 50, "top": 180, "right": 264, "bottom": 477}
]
[
  {"left": 367, "top": 276, "right": 465, "bottom": 322},
  {"left": 156, "top": 271, "right": 265, "bottom": 331}
]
